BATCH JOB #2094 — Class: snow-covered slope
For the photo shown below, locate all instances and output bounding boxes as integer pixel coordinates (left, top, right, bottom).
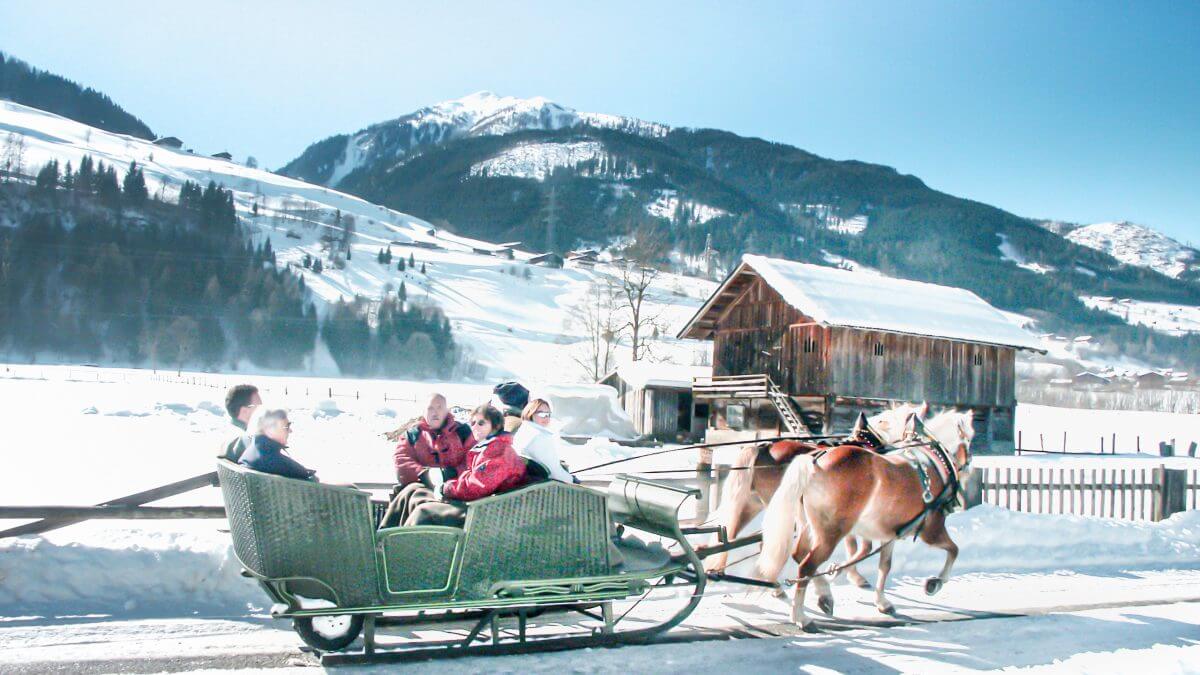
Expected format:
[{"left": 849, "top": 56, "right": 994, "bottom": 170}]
[
  {"left": 283, "top": 91, "right": 669, "bottom": 187},
  {"left": 1059, "top": 221, "right": 1199, "bottom": 279},
  {"left": 1081, "top": 296, "right": 1200, "bottom": 335},
  {"left": 0, "top": 99, "right": 713, "bottom": 381}
]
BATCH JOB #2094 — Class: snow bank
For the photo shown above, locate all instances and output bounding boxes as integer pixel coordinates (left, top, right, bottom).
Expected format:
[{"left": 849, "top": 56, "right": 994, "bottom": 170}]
[
  {"left": 4, "top": 506, "right": 1196, "bottom": 619},
  {"left": 0, "top": 526, "right": 261, "bottom": 617},
  {"left": 539, "top": 383, "right": 638, "bottom": 440}
]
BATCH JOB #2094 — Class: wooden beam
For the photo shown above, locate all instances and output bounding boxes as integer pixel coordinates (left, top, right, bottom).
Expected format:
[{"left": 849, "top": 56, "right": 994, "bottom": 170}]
[
  {"left": 0, "top": 471, "right": 219, "bottom": 538},
  {"left": 0, "top": 506, "right": 226, "bottom": 519}
]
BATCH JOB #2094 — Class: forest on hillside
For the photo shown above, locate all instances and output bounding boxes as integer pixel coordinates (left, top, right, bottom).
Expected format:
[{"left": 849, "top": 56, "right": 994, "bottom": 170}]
[
  {"left": 0, "top": 52, "right": 155, "bottom": 140},
  {"left": 0, "top": 158, "right": 463, "bottom": 377}
]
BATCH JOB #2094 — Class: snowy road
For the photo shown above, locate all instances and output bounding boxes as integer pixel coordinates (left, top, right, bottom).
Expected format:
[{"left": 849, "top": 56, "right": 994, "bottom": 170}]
[{"left": 3, "top": 571, "right": 1198, "bottom": 673}]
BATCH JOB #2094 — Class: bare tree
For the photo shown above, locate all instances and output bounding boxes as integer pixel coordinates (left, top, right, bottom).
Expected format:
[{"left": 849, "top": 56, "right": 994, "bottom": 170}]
[
  {"left": 2, "top": 133, "right": 26, "bottom": 183},
  {"left": 567, "top": 278, "right": 620, "bottom": 380},
  {"left": 614, "top": 263, "right": 664, "bottom": 362}
]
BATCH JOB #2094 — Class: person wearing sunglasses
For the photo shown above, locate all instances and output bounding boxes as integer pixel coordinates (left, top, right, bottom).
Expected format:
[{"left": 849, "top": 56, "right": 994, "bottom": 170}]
[
  {"left": 237, "top": 407, "right": 318, "bottom": 482},
  {"left": 390, "top": 404, "right": 528, "bottom": 528},
  {"left": 511, "top": 398, "right": 578, "bottom": 484}
]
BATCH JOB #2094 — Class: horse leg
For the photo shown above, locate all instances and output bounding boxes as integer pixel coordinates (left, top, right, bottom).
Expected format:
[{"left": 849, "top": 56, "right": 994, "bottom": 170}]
[
  {"left": 841, "top": 537, "right": 872, "bottom": 589},
  {"left": 790, "top": 533, "right": 838, "bottom": 630},
  {"left": 919, "top": 512, "right": 958, "bottom": 596},
  {"left": 872, "top": 541, "right": 896, "bottom": 614}
]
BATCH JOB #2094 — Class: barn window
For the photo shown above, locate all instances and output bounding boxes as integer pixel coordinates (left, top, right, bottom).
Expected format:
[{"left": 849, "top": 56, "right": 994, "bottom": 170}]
[
  {"left": 973, "top": 353, "right": 984, "bottom": 366},
  {"left": 873, "top": 342, "right": 885, "bottom": 357},
  {"left": 803, "top": 337, "right": 818, "bottom": 353}
]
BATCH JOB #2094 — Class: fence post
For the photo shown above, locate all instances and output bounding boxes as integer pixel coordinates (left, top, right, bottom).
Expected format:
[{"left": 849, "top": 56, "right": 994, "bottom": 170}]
[{"left": 1152, "top": 467, "right": 1187, "bottom": 521}]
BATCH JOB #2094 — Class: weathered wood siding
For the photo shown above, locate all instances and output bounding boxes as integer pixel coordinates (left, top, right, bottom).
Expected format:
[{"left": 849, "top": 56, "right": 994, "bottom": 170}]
[
  {"left": 711, "top": 277, "right": 825, "bottom": 393},
  {"left": 710, "top": 278, "right": 1017, "bottom": 409},
  {"left": 828, "top": 328, "right": 1015, "bottom": 407}
]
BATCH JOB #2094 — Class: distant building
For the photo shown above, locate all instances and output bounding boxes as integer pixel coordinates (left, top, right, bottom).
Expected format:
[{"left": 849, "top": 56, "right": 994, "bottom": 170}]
[
  {"left": 1072, "top": 372, "right": 1111, "bottom": 390},
  {"left": 567, "top": 252, "right": 597, "bottom": 269},
  {"left": 153, "top": 136, "right": 183, "bottom": 149},
  {"left": 528, "top": 252, "right": 564, "bottom": 268},
  {"left": 1135, "top": 371, "right": 1168, "bottom": 389},
  {"left": 599, "top": 362, "right": 712, "bottom": 442},
  {"left": 211, "top": 151, "right": 233, "bottom": 160}
]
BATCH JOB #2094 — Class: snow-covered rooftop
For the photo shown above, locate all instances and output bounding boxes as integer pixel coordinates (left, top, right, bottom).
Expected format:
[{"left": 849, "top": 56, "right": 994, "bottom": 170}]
[
  {"left": 602, "top": 362, "right": 712, "bottom": 390},
  {"left": 680, "top": 254, "right": 1044, "bottom": 351}
]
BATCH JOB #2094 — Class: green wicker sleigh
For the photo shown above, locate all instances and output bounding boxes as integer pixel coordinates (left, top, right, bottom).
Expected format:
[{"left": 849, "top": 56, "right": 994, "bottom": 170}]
[{"left": 216, "top": 461, "right": 706, "bottom": 656}]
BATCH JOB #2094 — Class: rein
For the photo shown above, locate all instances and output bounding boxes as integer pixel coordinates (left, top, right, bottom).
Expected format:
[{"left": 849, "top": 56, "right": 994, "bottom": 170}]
[{"left": 570, "top": 434, "right": 846, "bottom": 475}]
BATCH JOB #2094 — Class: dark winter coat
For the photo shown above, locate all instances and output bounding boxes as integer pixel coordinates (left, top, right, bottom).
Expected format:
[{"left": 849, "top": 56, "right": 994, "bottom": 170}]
[
  {"left": 441, "top": 432, "right": 527, "bottom": 502},
  {"left": 220, "top": 419, "right": 253, "bottom": 462},
  {"left": 239, "top": 435, "right": 317, "bottom": 481},
  {"left": 394, "top": 418, "right": 474, "bottom": 485}
]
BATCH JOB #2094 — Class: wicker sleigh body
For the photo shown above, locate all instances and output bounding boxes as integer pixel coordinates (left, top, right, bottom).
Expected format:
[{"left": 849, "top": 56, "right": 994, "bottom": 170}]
[{"left": 216, "top": 461, "right": 706, "bottom": 657}]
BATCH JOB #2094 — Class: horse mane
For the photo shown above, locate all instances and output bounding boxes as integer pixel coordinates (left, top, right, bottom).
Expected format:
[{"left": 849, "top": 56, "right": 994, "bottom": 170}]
[{"left": 922, "top": 409, "right": 975, "bottom": 451}]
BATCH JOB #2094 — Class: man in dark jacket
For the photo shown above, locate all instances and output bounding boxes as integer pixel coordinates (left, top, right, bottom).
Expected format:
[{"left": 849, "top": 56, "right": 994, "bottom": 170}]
[
  {"left": 239, "top": 408, "right": 317, "bottom": 481},
  {"left": 393, "top": 393, "right": 473, "bottom": 487},
  {"left": 220, "top": 384, "right": 260, "bottom": 462}
]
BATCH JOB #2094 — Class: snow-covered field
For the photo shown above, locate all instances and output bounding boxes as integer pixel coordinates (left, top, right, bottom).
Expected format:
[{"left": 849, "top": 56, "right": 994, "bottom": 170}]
[{"left": 1082, "top": 296, "right": 1200, "bottom": 336}]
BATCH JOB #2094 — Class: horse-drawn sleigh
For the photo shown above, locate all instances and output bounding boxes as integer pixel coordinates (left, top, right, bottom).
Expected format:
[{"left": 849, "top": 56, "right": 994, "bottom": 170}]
[{"left": 215, "top": 404, "right": 975, "bottom": 662}]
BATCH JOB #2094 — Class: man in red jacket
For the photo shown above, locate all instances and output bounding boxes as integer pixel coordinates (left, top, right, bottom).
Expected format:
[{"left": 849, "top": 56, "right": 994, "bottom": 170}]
[
  {"left": 392, "top": 393, "right": 474, "bottom": 487},
  {"left": 387, "top": 404, "right": 527, "bottom": 529}
]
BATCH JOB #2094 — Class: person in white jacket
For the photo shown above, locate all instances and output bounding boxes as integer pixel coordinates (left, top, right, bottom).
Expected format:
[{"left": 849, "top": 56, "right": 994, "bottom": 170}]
[{"left": 511, "top": 398, "right": 577, "bottom": 484}]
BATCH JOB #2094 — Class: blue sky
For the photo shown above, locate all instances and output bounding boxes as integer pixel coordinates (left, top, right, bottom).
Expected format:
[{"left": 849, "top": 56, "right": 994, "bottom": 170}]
[{"left": 2, "top": 1, "right": 1197, "bottom": 241}]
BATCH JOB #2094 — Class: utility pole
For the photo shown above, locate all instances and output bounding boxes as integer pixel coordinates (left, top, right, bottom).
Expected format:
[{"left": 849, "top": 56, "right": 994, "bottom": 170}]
[{"left": 703, "top": 233, "right": 718, "bottom": 279}]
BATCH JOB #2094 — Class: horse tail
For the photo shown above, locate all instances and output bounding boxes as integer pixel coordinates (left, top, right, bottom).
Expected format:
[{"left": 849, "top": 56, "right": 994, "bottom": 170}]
[
  {"left": 758, "top": 457, "right": 813, "bottom": 581},
  {"left": 705, "top": 443, "right": 760, "bottom": 571},
  {"left": 717, "top": 444, "right": 758, "bottom": 523}
]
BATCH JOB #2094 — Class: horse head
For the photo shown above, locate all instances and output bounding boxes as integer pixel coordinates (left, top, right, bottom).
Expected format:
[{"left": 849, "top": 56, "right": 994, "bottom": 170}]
[
  {"left": 866, "top": 401, "right": 928, "bottom": 445},
  {"left": 922, "top": 408, "right": 975, "bottom": 474}
]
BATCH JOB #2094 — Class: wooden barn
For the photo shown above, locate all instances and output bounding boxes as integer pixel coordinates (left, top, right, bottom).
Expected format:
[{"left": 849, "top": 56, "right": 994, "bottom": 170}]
[
  {"left": 678, "top": 255, "right": 1045, "bottom": 454},
  {"left": 599, "top": 362, "right": 711, "bottom": 442}
]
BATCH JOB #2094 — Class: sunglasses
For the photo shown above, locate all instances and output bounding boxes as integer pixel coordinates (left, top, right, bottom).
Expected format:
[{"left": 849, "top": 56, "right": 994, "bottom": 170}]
[{"left": 534, "top": 411, "right": 551, "bottom": 419}]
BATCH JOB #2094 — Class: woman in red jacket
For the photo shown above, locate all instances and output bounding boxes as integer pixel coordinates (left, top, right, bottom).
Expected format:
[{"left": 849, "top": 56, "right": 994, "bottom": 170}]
[{"left": 395, "top": 404, "right": 528, "bottom": 528}]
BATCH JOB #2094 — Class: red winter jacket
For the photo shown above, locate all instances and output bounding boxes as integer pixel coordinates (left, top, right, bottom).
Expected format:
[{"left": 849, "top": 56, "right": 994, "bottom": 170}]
[
  {"left": 393, "top": 418, "right": 474, "bottom": 485},
  {"left": 441, "top": 432, "right": 527, "bottom": 502}
]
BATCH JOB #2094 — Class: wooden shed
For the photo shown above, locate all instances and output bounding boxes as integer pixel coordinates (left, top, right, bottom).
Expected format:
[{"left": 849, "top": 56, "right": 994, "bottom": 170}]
[
  {"left": 677, "top": 255, "right": 1044, "bottom": 454},
  {"left": 599, "top": 362, "right": 711, "bottom": 442}
]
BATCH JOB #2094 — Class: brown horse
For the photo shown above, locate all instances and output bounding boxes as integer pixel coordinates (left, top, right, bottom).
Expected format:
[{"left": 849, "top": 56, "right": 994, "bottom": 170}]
[
  {"left": 757, "top": 409, "right": 974, "bottom": 629},
  {"left": 703, "top": 403, "right": 927, "bottom": 589}
]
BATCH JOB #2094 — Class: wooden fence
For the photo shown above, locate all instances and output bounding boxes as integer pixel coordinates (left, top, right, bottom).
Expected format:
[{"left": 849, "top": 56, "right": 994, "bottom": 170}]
[
  {"left": 2, "top": 464, "right": 1197, "bottom": 540},
  {"left": 974, "top": 465, "right": 1197, "bottom": 521}
]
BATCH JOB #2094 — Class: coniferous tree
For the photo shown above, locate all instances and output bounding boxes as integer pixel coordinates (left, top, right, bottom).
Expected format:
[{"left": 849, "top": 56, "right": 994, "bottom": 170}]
[{"left": 122, "top": 161, "right": 148, "bottom": 205}]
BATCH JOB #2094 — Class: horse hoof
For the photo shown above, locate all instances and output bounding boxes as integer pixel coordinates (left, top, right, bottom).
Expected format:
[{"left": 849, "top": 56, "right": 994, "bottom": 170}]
[
  {"left": 801, "top": 621, "right": 821, "bottom": 633},
  {"left": 818, "top": 595, "right": 835, "bottom": 616},
  {"left": 876, "top": 602, "right": 896, "bottom": 615},
  {"left": 851, "top": 577, "right": 872, "bottom": 590},
  {"left": 924, "top": 578, "right": 943, "bottom": 596},
  {"left": 772, "top": 587, "right": 787, "bottom": 599}
]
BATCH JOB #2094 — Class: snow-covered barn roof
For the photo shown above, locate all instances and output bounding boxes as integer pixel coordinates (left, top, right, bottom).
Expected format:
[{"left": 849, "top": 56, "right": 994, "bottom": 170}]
[
  {"left": 678, "top": 254, "right": 1044, "bottom": 351},
  {"left": 601, "top": 362, "right": 712, "bottom": 390}
]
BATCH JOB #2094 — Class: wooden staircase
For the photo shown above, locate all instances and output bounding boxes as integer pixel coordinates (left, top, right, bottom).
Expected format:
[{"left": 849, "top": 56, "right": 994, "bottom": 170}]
[{"left": 692, "top": 374, "right": 807, "bottom": 435}]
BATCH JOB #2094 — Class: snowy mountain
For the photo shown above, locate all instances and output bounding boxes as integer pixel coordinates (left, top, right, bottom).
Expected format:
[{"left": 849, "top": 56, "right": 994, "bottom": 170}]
[
  {"left": 1052, "top": 221, "right": 1199, "bottom": 281},
  {"left": 280, "top": 91, "right": 667, "bottom": 187}
]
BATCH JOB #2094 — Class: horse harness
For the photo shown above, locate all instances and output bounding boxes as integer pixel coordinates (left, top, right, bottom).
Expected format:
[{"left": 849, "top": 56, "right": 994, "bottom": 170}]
[{"left": 893, "top": 427, "right": 963, "bottom": 540}]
